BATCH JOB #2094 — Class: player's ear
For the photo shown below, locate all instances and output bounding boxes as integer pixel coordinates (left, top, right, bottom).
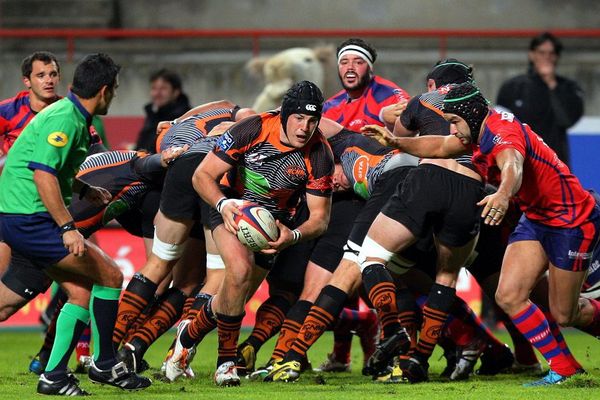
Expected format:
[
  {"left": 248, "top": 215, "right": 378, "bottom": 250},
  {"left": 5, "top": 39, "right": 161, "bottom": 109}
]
[
  {"left": 426, "top": 79, "right": 436, "bottom": 91},
  {"left": 22, "top": 76, "right": 31, "bottom": 89}
]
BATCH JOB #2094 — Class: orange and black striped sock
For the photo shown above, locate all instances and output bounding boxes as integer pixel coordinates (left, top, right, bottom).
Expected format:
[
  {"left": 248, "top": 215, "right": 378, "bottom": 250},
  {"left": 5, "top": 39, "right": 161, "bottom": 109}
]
[
  {"left": 414, "top": 283, "right": 455, "bottom": 363},
  {"left": 185, "top": 292, "right": 213, "bottom": 320},
  {"left": 130, "top": 288, "right": 186, "bottom": 355},
  {"left": 287, "top": 285, "right": 347, "bottom": 362},
  {"left": 271, "top": 300, "right": 312, "bottom": 360},
  {"left": 112, "top": 273, "right": 157, "bottom": 348},
  {"left": 363, "top": 264, "right": 401, "bottom": 338},
  {"left": 245, "top": 295, "right": 291, "bottom": 351},
  {"left": 180, "top": 295, "right": 216, "bottom": 348},
  {"left": 216, "top": 313, "right": 244, "bottom": 365},
  {"left": 121, "top": 296, "right": 158, "bottom": 345}
]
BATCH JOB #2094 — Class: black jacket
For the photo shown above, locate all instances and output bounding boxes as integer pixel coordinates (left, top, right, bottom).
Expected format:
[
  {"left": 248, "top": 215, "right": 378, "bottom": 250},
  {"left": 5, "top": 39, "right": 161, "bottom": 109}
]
[
  {"left": 135, "top": 94, "right": 191, "bottom": 153},
  {"left": 496, "top": 69, "right": 584, "bottom": 166}
]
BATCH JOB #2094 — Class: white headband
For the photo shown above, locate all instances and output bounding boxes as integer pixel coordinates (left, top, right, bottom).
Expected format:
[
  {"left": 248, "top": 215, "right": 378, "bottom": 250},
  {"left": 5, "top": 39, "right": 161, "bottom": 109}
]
[{"left": 337, "top": 45, "right": 374, "bottom": 70}]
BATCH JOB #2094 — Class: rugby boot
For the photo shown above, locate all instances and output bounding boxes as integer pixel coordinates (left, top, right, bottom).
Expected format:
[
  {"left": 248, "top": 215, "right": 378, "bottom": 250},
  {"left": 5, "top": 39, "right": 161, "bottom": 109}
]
[
  {"left": 363, "top": 328, "right": 410, "bottom": 377},
  {"left": 214, "top": 361, "right": 240, "bottom": 387},
  {"left": 88, "top": 360, "right": 151, "bottom": 390},
  {"left": 37, "top": 373, "right": 89, "bottom": 396}
]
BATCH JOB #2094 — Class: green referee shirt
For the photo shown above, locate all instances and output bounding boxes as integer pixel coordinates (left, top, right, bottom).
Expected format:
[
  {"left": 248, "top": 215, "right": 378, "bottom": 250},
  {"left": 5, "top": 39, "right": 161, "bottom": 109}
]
[{"left": 0, "top": 92, "right": 93, "bottom": 214}]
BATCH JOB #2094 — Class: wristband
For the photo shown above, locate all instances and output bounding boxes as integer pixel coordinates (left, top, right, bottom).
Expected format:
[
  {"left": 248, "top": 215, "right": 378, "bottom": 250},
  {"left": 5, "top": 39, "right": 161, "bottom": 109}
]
[
  {"left": 78, "top": 184, "right": 90, "bottom": 200},
  {"left": 215, "top": 197, "right": 228, "bottom": 213},
  {"left": 292, "top": 229, "right": 302, "bottom": 243},
  {"left": 59, "top": 221, "right": 77, "bottom": 236},
  {"left": 378, "top": 108, "right": 386, "bottom": 123}
]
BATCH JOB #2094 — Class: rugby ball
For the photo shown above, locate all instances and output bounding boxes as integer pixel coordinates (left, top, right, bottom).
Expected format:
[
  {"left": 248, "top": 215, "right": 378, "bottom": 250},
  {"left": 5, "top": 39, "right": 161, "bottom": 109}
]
[{"left": 234, "top": 202, "right": 279, "bottom": 251}]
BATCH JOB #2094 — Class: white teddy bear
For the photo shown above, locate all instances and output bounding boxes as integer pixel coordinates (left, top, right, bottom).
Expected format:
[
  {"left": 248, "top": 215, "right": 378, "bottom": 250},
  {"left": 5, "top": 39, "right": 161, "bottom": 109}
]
[{"left": 247, "top": 46, "right": 335, "bottom": 112}]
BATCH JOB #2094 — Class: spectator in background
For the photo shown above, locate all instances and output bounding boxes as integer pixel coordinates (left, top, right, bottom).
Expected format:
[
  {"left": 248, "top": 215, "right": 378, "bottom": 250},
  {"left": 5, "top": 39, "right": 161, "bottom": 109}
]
[
  {"left": 496, "top": 32, "right": 583, "bottom": 166},
  {"left": 135, "top": 68, "right": 191, "bottom": 152}
]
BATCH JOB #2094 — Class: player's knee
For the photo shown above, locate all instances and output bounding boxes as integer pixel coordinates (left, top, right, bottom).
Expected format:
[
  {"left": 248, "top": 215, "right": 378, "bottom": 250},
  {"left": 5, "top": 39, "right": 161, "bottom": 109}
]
[
  {"left": 224, "top": 267, "right": 252, "bottom": 290},
  {"left": 103, "top": 264, "right": 123, "bottom": 288},
  {"left": 152, "top": 232, "right": 186, "bottom": 262},
  {"left": 65, "top": 287, "right": 92, "bottom": 308},
  {"left": 495, "top": 286, "right": 523, "bottom": 312},
  {"left": 358, "top": 236, "right": 394, "bottom": 272}
]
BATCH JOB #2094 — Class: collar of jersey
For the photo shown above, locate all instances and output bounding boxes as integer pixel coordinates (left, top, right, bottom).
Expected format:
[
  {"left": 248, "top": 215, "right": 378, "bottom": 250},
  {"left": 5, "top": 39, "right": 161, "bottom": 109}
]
[{"left": 67, "top": 91, "right": 93, "bottom": 127}]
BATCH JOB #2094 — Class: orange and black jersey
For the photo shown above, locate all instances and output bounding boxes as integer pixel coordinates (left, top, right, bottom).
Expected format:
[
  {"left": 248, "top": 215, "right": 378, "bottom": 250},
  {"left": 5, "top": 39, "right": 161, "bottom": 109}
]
[
  {"left": 213, "top": 112, "right": 334, "bottom": 223},
  {"left": 328, "top": 129, "right": 400, "bottom": 199},
  {"left": 400, "top": 86, "right": 474, "bottom": 169},
  {"left": 71, "top": 150, "right": 165, "bottom": 237},
  {"left": 157, "top": 106, "right": 238, "bottom": 152}
]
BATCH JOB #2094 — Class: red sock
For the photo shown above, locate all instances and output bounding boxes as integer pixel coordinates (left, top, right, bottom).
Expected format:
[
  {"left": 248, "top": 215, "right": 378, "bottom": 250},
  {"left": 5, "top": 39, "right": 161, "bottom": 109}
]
[
  {"left": 75, "top": 325, "right": 91, "bottom": 361},
  {"left": 512, "top": 304, "right": 578, "bottom": 376}
]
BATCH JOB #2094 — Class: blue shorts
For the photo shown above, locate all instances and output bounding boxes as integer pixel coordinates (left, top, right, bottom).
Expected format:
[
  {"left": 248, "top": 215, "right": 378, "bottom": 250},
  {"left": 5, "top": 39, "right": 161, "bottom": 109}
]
[
  {"left": 508, "top": 206, "right": 600, "bottom": 272},
  {"left": 0, "top": 212, "right": 70, "bottom": 267}
]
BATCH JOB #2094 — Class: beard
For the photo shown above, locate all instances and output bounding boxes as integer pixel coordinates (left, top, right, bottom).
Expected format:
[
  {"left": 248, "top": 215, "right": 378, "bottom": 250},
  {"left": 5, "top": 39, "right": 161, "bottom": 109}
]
[{"left": 340, "top": 71, "right": 371, "bottom": 93}]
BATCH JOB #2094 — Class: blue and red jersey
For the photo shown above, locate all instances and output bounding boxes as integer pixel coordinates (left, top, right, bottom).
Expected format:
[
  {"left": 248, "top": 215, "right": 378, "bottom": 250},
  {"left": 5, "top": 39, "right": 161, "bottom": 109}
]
[
  {"left": 0, "top": 91, "right": 39, "bottom": 154},
  {"left": 0, "top": 91, "right": 105, "bottom": 155},
  {"left": 323, "top": 75, "right": 409, "bottom": 131},
  {"left": 472, "top": 110, "right": 595, "bottom": 228}
]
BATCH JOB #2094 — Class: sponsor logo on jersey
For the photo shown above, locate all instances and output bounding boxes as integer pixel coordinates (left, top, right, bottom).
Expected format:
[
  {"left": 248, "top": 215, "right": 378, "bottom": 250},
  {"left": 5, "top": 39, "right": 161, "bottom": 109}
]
[
  {"left": 47, "top": 132, "right": 68, "bottom": 147},
  {"left": 500, "top": 111, "right": 515, "bottom": 122},
  {"left": 217, "top": 132, "right": 234, "bottom": 151},
  {"left": 286, "top": 165, "right": 307, "bottom": 179},
  {"left": 247, "top": 153, "right": 268, "bottom": 165},
  {"left": 352, "top": 155, "right": 369, "bottom": 183},
  {"left": 305, "top": 104, "right": 317, "bottom": 112},
  {"left": 348, "top": 119, "right": 367, "bottom": 129},
  {"left": 492, "top": 135, "right": 512, "bottom": 146}
]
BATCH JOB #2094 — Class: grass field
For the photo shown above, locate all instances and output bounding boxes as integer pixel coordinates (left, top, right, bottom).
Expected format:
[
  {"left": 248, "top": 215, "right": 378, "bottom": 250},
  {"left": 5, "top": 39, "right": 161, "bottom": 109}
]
[{"left": 0, "top": 329, "right": 599, "bottom": 399}]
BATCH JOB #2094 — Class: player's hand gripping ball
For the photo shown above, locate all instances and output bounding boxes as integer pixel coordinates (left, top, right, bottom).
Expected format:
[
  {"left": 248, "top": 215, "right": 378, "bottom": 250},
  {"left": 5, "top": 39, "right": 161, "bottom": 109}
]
[{"left": 234, "top": 202, "right": 279, "bottom": 251}]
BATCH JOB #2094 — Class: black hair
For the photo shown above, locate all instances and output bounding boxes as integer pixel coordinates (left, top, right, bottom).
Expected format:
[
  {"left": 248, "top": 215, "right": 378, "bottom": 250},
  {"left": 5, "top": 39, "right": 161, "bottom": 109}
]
[
  {"left": 529, "top": 32, "right": 563, "bottom": 57},
  {"left": 149, "top": 68, "right": 183, "bottom": 91},
  {"left": 71, "top": 53, "right": 121, "bottom": 99},
  {"left": 426, "top": 58, "right": 474, "bottom": 87},
  {"left": 21, "top": 51, "right": 60, "bottom": 78},
  {"left": 336, "top": 38, "right": 377, "bottom": 63}
]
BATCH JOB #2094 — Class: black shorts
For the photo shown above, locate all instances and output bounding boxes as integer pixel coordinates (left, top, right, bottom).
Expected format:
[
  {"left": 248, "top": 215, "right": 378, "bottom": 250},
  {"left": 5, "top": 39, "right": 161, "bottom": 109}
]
[
  {"left": 309, "top": 192, "right": 365, "bottom": 273},
  {"left": 467, "top": 222, "right": 507, "bottom": 282},
  {"left": 348, "top": 167, "right": 413, "bottom": 247},
  {"left": 206, "top": 186, "right": 241, "bottom": 231},
  {"left": 267, "top": 237, "right": 316, "bottom": 296},
  {"left": 1, "top": 251, "right": 52, "bottom": 300},
  {"left": 382, "top": 164, "right": 484, "bottom": 247},
  {"left": 112, "top": 189, "right": 160, "bottom": 238},
  {"left": 160, "top": 152, "right": 208, "bottom": 222}
]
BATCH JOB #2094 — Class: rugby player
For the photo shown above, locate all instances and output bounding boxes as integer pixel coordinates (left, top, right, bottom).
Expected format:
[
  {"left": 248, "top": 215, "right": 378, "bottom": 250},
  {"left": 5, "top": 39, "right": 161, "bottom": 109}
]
[
  {"left": 0, "top": 53, "right": 150, "bottom": 395},
  {"left": 377, "top": 82, "right": 600, "bottom": 386},
  {"left": 168, "top": 81, "right": 334, "bottom": 387}
]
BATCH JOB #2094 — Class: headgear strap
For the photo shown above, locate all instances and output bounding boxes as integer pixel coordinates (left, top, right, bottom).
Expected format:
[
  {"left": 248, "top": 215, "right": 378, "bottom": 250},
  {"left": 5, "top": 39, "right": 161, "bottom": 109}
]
[{"left": 442, "top": 83, "right": 490, "bottom": 143}]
